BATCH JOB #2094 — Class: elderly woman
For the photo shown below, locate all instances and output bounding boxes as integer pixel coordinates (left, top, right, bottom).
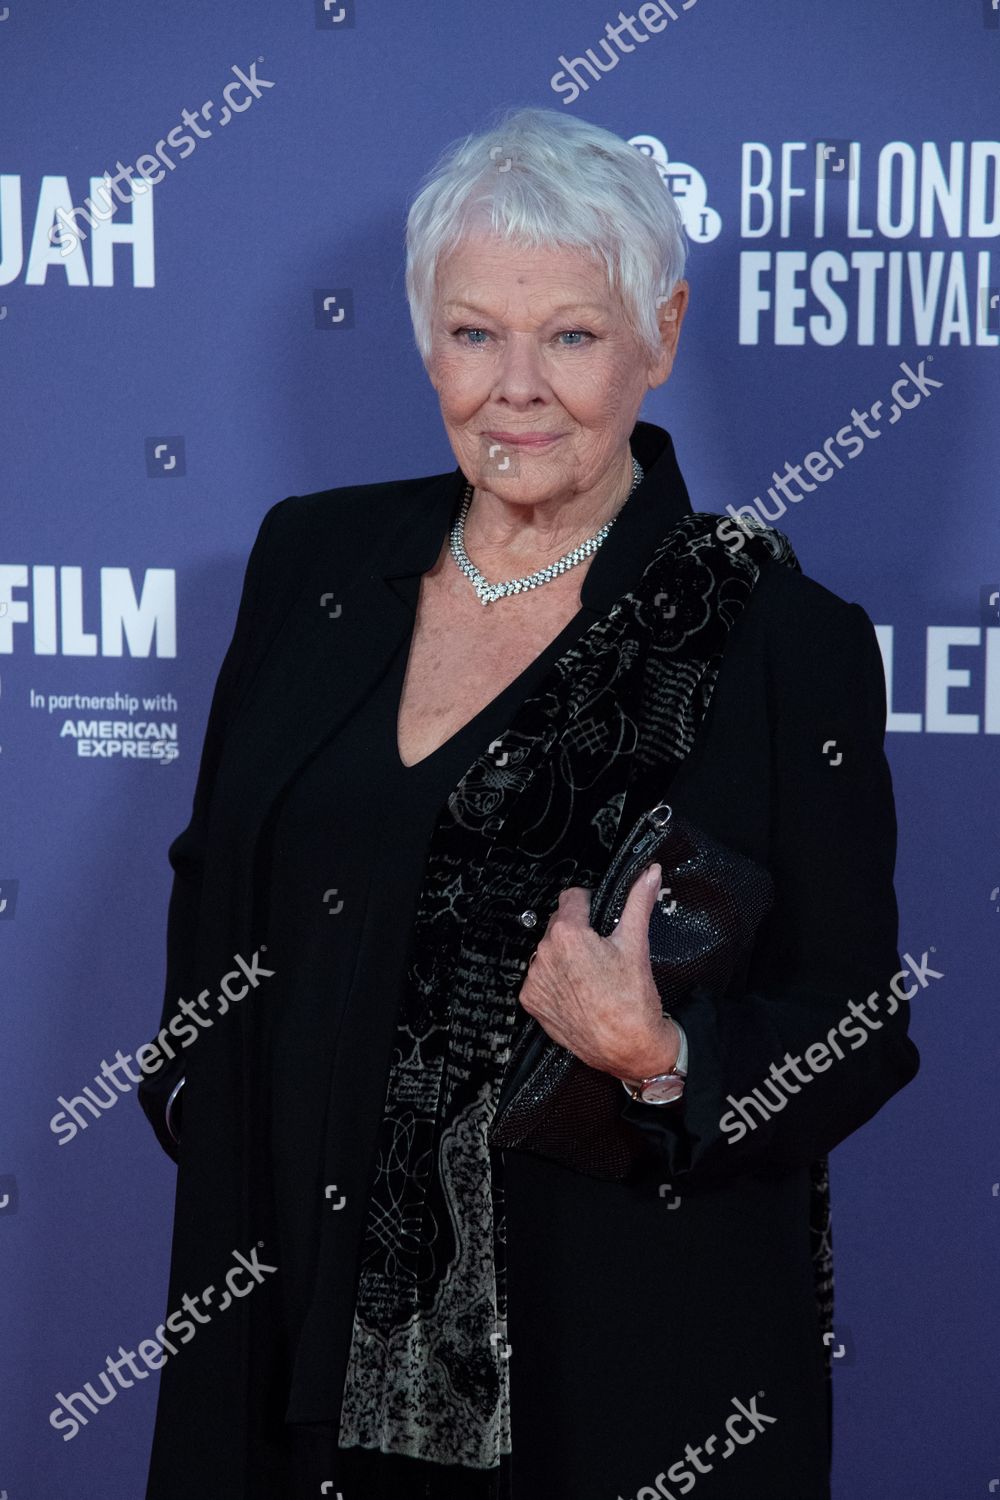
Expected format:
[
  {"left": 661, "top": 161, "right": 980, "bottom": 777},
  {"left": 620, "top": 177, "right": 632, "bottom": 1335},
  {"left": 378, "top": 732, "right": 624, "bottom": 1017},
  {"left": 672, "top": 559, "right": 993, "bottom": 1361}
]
[{"left": 138, "top": 107, "right": 918, "bottom": 1500}]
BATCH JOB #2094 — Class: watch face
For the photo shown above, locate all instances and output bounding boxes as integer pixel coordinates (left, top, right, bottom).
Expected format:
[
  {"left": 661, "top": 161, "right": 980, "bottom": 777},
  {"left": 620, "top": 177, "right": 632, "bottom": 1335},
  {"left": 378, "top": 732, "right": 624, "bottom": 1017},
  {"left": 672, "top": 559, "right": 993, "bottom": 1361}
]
[{"left": 641, "top": 1077, "right": 685, "bottom": 1104}]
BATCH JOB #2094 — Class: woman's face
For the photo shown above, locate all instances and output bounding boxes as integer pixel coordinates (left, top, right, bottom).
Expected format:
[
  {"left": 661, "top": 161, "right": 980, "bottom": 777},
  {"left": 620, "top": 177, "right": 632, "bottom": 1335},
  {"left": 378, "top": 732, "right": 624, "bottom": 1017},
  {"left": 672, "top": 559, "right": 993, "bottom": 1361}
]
[{"left": 426, "top": 231, "right": 687, "bottom": 506}]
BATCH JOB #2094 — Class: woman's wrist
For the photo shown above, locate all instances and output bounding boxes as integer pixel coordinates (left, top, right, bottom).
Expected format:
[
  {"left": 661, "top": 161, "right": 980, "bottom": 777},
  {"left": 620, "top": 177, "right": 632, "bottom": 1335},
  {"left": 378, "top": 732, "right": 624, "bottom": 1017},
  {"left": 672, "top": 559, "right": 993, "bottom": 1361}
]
[{"left": 616, "top": 1014, "right": 683, "bottom": 1085}]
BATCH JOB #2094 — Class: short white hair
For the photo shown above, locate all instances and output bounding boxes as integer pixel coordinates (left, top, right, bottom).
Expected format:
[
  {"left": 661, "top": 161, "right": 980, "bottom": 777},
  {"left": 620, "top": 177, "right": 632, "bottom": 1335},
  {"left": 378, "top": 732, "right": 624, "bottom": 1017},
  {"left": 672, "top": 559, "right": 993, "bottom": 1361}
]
[{"left": 404, "top": 105, "right": 688, "bottom": 366}]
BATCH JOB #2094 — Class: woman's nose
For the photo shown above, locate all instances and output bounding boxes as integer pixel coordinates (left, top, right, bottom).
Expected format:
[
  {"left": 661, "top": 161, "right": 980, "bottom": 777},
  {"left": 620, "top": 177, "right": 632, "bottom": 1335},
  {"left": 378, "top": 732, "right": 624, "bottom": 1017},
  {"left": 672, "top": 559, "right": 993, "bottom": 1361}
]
[{"left": 491, "top": 335, "right": 550, "bottom": 405}]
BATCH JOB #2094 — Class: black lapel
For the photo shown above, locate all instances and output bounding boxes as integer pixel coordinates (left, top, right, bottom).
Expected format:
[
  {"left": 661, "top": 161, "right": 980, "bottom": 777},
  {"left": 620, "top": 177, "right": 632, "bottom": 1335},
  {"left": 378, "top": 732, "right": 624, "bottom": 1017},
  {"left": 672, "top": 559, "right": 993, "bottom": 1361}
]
[{"left": 220, "top": 468, "right": 460, "bottom": 842}]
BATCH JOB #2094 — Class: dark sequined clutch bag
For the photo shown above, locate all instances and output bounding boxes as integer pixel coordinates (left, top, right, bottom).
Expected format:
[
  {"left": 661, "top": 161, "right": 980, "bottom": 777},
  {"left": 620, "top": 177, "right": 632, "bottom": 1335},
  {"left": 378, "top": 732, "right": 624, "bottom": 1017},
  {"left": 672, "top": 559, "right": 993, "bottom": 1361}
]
[{"left": 488, "top": 800, "right": 775, "bottom": 1180}]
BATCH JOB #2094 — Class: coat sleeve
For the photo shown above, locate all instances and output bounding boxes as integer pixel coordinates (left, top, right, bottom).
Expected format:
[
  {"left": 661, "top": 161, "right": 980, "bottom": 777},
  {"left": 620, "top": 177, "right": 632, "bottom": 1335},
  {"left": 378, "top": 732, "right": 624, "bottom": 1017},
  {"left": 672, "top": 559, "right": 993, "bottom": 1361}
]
[
  {"left": 136, "top": 497, "right": 296, "bottom": 1160},
  {"left": 619, "top": 589, "right": 920, "bottom": 1187}
]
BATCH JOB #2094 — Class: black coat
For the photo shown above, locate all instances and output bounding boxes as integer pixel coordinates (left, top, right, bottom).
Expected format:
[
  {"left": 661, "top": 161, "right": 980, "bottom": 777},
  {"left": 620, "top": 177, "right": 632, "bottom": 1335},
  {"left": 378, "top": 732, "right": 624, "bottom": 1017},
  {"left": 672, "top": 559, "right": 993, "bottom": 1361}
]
[{"left": 138, "top": 420, "right": 919, "bottom": 1499}]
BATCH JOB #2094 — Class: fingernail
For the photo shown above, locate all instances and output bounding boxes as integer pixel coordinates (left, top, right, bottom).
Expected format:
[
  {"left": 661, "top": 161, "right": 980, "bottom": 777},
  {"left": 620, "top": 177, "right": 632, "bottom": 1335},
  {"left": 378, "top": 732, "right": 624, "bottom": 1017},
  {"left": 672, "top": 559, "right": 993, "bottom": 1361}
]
[{"left": 646, "top": 863, "right": 661, "bottom": 886}]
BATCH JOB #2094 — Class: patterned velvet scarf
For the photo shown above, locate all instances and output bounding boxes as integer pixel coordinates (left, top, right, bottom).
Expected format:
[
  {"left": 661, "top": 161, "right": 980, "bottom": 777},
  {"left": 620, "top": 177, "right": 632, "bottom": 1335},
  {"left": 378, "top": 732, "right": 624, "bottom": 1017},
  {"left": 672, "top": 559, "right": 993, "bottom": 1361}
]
[{"left": 336, "top": 511, "right": 821, "bottom": 1468}]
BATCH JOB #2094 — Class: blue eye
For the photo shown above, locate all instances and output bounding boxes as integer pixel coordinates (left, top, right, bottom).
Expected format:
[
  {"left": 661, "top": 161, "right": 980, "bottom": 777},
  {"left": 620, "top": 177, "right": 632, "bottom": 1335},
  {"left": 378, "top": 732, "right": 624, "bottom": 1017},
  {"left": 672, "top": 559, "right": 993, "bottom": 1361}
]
[{"left": 451, "top": 326, "right": 594, "bottom": 347}]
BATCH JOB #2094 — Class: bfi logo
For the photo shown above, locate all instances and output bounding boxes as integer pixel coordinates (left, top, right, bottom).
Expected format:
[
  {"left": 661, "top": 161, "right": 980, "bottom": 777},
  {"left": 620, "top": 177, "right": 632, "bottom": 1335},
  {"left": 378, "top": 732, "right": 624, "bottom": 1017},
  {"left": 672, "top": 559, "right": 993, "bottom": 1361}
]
[{"left": 0, "top": 566, "right": 175, "bottom": 656}]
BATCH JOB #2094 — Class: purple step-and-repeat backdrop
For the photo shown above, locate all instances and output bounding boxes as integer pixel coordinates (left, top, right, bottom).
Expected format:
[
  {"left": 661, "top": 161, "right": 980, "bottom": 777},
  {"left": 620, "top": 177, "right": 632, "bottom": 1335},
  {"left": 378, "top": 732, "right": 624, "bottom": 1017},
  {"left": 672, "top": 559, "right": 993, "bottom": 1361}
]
[{"left": 1, "top": 1, "right": 996, "bottom": 1494}]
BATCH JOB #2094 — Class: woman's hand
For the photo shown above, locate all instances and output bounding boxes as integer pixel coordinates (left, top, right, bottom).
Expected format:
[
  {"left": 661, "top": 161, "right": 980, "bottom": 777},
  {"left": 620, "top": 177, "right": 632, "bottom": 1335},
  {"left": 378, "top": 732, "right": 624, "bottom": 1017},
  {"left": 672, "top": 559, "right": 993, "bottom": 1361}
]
[{"left": 516, "top": 863, "right": 682, "bottom": 1081}]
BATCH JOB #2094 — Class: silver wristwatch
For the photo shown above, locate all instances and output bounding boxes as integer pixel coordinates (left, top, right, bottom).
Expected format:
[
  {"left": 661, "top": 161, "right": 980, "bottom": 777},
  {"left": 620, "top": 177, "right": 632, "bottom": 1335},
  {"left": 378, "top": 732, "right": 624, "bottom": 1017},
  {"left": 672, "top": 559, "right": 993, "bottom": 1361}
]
[{"left": 620, "top": 1018, "right": 688, "bottom": 1106}]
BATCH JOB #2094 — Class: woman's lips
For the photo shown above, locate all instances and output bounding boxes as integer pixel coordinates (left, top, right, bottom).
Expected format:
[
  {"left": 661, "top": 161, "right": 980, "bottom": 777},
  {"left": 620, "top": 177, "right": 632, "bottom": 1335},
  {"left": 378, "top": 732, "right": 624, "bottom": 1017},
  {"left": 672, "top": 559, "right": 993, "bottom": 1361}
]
[{"left": 482, "top": 431, "right": 563, "bottom": 448}]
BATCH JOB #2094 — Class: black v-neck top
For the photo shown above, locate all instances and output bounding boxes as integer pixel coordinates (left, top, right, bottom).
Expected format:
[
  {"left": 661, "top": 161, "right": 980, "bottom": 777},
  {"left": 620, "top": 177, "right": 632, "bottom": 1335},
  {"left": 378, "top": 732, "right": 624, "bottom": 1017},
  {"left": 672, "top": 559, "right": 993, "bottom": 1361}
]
[{"left": 252, "top": 567, "right": 598, "bottom": 1495}]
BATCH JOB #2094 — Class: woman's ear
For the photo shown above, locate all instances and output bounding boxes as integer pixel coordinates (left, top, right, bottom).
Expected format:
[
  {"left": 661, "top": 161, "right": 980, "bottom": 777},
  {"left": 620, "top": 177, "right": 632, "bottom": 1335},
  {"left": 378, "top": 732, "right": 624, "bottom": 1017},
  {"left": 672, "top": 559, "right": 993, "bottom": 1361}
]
[{"left": 648, "top": 280, "right": 690, "bottom": 389}]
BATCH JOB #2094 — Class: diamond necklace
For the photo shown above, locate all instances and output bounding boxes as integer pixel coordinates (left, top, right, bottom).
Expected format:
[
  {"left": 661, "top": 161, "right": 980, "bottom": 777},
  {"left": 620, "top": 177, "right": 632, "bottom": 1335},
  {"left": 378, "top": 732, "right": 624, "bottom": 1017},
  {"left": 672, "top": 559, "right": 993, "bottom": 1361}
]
[{"left": 449, "top": 453, "right": 644, "bottom": 606}]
